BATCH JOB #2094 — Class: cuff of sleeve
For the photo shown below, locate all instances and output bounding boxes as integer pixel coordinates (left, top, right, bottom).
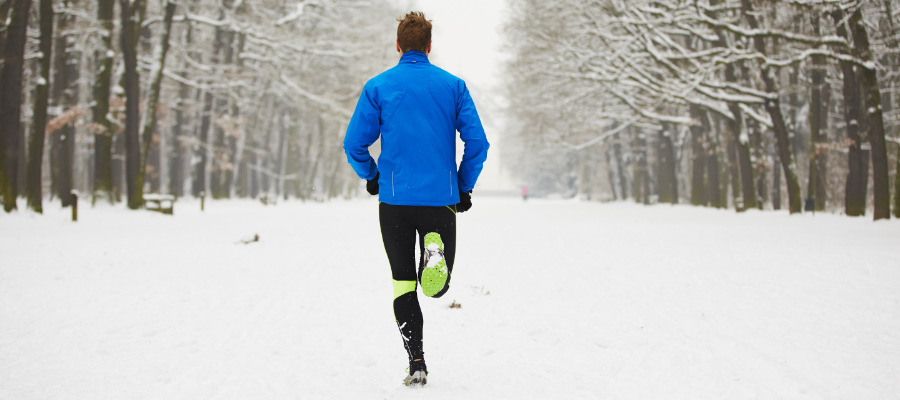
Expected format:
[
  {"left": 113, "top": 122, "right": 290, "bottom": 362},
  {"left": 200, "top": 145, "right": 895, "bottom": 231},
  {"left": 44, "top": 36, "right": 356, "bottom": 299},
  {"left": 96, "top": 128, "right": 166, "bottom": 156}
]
[
  {"left": 364, "top": 165, "right": 378, "bottom": 181},
  {"left": 457, "top": 178, "right": 470, "bottom": 192}
]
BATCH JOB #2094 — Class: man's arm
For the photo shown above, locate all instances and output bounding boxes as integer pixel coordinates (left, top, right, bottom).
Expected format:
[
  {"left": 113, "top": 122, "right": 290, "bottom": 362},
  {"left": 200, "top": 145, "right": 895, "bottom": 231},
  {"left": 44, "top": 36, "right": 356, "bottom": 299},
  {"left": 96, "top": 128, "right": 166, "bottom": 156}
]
[
  {"left": 455, "top": 83, "right": 490, "bottom": 192},
  {"left": 343, "top": 84, "right": 381, "bottom": 180}
]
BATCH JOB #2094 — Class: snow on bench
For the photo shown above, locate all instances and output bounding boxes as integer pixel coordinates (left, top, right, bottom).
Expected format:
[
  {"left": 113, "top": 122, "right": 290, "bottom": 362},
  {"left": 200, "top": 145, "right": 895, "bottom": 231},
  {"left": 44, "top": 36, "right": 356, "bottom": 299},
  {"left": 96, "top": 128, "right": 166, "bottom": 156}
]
[{"left": 143, "top": 194, "right": 175, "bottom": 215}]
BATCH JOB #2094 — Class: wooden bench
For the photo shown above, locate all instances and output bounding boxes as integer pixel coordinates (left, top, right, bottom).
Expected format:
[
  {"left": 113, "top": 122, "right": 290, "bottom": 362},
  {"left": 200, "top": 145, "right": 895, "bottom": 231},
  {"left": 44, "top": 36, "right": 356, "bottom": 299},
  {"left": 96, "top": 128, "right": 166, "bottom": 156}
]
[{"left": 144, "top": 194, "right": 175, "bottom": 215}]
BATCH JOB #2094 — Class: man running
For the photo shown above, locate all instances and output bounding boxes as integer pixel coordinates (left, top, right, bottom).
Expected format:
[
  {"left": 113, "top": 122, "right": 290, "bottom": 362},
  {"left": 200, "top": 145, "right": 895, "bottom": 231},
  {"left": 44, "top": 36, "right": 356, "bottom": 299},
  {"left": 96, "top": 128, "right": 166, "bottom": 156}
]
[{"left": 342, "top": 11, "right": 490, "bottom": 387}]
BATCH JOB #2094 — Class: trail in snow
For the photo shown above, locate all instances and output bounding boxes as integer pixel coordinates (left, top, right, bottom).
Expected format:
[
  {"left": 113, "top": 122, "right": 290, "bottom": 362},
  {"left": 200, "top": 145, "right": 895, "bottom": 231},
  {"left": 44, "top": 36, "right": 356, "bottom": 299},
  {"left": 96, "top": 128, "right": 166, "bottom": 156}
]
[{"left": 2, "top": 198, "right": 899, "bottom": 399}]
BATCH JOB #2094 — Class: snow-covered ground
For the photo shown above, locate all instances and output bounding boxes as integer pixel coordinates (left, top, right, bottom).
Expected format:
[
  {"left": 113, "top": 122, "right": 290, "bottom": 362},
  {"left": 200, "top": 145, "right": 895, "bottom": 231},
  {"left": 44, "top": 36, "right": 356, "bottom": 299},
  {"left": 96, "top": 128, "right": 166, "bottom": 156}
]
[{"left": 2, "top": 198, "right": 899, "bottom": 399}]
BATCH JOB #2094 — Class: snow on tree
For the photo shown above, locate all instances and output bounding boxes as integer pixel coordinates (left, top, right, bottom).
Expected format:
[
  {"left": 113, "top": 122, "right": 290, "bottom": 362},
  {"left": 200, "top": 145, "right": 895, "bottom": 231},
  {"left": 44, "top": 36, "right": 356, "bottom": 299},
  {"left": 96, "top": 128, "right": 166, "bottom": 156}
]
[{"left": 503, "top": 0, "right": 897, "bottom": 218}]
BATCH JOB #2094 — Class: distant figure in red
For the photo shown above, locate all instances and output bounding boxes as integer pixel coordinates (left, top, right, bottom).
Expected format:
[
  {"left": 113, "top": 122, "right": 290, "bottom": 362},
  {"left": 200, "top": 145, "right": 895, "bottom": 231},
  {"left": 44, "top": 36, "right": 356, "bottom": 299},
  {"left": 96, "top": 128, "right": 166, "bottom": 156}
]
[{"left": 522, "top": 186, "right": 528, "bottom": 201}]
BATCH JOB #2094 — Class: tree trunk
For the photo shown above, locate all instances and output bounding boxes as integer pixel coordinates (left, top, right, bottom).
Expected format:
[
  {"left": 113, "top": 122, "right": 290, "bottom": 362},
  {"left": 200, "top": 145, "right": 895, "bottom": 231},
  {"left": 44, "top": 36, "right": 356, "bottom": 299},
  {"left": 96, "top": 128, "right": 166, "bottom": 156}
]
[
  {"left": 657, "top": 126, "right": 677, "bottom": 204},
  {"left": 613, "top": 135, "right": 628, "bottom": 201},
  {"left": 725, "top": 125, "right": 740, "bottom": 209},
  {"left": 192, "top": 8, "right": 226, "bottom": 199},
  {"left": 226, "top": 34, "right": 246, "bottom": 198},
  {"left": 49, "top": 5, "right": 77, "bottom": 207},
  {"left": 707, "top": 149, "right": 721, "bottom": 208},
  {"left": 894, "top": 143, "right": 900, "bottom": 219},
  {"left": 303, "top": 115, "right": 325, "bottom": 199},
  {"left": 632, "top": 129, "right": 650, "bottom": 205},
  {"left": 741, "top": 0, "right": 801, "bottom": 213},
  {"left": 112, "top": 128, "right": 125, "bottom": 202},
  {"left": 120, "top": 0, "right": 143, "bottom": 209},
  {"left": 0, "top": 0, "right": 31, "bottom": 212},
  {"left": 604, "top": 145, "right": 618, "bottom": 200},
  {"left": 169, "top": 78, "right": 190, "bottom": 197},
  {"left": 749, "top": 120, "right": 767, "bottom": 209},
  {"left": 259, "top": 110, "right": 275, "bottom": 196},
  {"left": 847, "top": 147, "right": 869, "bottom": 216},
  {"left": 763, "top": 95, "right": 803, "bottom": 213},
  {"left": 167, "top": 2, "right": 196, "bottom": 197},
  {"left": 833, "top": 8, "right": 869, "bottom": 217},
  {"left": 92, "top": 0, "right": 116, "bottom": 204},
  {"left": 149, "top": 126, "right": 161, "bottom": 192},
  {"left": 0, "top": 2, "right": 11, "bottom": 62},
  {"left": 168, "top": 126, "right": 185, "bottom": 197},
  {"left": 729, "top": 104, "right": 756, "bottom": 211},
  {"left": 772, "top": 151, "right": 782, "bottom": 210},
  {"left": 209, "top": 14, "right": 230, "bottom": 199},
  {"left": 251, "top": 148, "right": 261, "bottom": 198},
  {"left": 25, "top": 0, "right": 52, "bottom": 213},
  {"left": 703, "top": 114, "right": 722, "bottom": 208},
  {"left": 707, "top": 0, "right": 756, "bottom": 211},
  {"left": 689, "top": 106, "right": 706, "bottom": 206},
  {"left": 788, "top": 64, "right": 804, "bottom": 155},
  {"left": 849, "top": 8, "right": 891, "bottom": 220},
  {"left": 885, "top": 1, "right": 899, "bottom": 219},
  {"left": 168, "top": 89, "right": 188, "bottom": 198},
  {"left": 276, "top": 117, "right": 290, "bottom": 199},
  {"left": 138, "top": 0, "right": 176, "bottom": 197},
  {"left": 807, "top": 14, "right": 829, "bottom": 212},
  {"left": 193, "top": 90, "right": 213, "bottom": 197}
]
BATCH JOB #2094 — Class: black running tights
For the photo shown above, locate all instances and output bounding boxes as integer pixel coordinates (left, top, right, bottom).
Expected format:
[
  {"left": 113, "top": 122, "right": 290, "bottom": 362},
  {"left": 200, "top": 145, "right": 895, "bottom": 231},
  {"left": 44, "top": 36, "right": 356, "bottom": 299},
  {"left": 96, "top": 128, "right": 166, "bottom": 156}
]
[{"left": 379, "top": 202, "right": 456, "bottom": 361}]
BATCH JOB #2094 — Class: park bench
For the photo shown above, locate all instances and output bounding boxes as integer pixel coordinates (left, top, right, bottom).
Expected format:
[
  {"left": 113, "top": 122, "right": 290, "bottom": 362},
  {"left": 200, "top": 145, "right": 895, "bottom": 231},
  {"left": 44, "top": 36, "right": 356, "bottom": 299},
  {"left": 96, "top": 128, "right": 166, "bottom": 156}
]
[{"left": 144, "top": 194, "right": 175, "bottom": 215}]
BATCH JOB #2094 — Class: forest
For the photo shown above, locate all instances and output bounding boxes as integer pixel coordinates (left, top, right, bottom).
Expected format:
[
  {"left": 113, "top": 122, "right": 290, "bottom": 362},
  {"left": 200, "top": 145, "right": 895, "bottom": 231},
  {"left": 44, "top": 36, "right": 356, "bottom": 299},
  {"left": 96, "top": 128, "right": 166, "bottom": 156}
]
[
  {"left": 0, "top": 0, "right": 398, "bottom": 213},
  {"left": 504, "top": 0, "right": 899, "bottom": 220},
  {"left": 1, "top": 0, "right": 899, "bottom": 221}
]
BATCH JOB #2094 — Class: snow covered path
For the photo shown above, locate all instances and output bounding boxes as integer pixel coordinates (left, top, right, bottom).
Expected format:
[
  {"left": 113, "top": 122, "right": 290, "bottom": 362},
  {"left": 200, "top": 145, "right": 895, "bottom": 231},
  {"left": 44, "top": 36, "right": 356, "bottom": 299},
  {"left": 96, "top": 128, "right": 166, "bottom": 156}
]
[{"left": 2, "top": 199, "right": 899, "bottom": 399}]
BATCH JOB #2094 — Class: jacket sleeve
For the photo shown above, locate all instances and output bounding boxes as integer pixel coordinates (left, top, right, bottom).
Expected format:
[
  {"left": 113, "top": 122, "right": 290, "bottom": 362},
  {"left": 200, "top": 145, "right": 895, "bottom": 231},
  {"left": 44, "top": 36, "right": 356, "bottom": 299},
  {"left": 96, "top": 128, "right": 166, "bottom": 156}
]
[
  {"left": 343, "top": 83, "right": 380, "bottom": 181},
  {"left": 455, "top": 82, "right": 490, "bottom": 192}
]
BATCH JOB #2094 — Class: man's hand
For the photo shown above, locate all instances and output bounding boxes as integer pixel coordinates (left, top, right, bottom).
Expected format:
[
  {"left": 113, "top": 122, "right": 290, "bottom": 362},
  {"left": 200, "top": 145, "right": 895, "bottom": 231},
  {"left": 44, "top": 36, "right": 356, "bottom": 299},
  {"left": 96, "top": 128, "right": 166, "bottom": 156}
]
[
  {"left": 457, "top": 190, "right": 472, "bottom": 213},
  {"left": 367, "top": 172, "right": 380, "bottom": 195}
]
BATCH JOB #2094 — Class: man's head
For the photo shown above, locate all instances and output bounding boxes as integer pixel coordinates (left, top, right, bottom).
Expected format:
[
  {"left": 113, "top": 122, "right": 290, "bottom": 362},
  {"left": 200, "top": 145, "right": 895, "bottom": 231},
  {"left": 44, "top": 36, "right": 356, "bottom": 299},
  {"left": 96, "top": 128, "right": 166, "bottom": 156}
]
[{"left": 396, "top": 11, "right": 432, "bottom": 55}]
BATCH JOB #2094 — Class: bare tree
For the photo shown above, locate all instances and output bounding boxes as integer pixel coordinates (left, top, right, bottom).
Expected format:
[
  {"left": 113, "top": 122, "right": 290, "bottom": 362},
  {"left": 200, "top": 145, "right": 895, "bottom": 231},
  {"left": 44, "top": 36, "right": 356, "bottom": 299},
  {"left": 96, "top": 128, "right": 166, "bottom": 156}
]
[
  {"left": 120, "top": 0, "right": 143, "bottom": 209},
  {"left": 2, "top": 0, "right": 414, "bottom": 210},
  {"left": 92, "top": 0, "right": 116, "bottom": 204},
  {"left": 25, "top": 0, "right": 53, "bottom": 213},
  {"left": 845, "top": 5, "right": 891, "bottom": 220},
  {"left": 503, "top": 0, "right": 896, "bottom": 219},
  {"left": 49, "top": 1, "right": 79, "bottom": 208},
  {"left": 137, "top": 0, "right": 176, "bottom": 198},
  {"left": 807, "top": 13, "right": 829, "bottom": 212},
  {"left": 0, "top": 0, "right": 31, "bottom": 212}
]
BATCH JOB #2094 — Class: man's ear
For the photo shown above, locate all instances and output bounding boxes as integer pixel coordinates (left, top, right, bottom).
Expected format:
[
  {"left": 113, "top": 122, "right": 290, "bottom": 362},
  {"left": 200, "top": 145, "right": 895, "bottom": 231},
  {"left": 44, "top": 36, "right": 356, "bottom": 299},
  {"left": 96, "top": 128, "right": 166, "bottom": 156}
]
[
  {"left": 426, "top": 41, "right": 432, "bottom": 55},
  {"left": 396, "top": 40, "right": 401, "bottom": 53}
]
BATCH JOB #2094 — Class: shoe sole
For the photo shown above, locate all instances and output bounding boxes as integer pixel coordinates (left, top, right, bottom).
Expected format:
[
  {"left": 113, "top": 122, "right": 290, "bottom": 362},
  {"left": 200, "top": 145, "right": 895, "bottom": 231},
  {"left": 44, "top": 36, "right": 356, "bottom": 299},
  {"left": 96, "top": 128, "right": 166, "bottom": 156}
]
[
  {"left": 421, "top": 232, "right": 448, "bottom": 297},
  {"left": 404, "top": 370, "right": 427, "bottom": 387}
]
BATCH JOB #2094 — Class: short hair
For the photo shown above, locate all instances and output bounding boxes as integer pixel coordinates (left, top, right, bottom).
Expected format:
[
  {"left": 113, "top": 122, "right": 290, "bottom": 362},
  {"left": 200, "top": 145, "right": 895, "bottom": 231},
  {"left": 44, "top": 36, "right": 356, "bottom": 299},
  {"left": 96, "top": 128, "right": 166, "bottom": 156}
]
[{"left": 396, "top": 11, "right": 432, "bottom": 54}]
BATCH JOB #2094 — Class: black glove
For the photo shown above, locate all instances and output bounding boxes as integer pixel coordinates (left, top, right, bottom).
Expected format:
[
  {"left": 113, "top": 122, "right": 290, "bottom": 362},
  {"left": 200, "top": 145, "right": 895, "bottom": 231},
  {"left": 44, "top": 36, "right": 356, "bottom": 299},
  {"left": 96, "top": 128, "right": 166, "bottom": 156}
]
[
  {"left": 456, "top": 190, "right": 472, "bottom": 213},
  {"left": 366, "top": 172, "right": 379, "bottom": 196}
]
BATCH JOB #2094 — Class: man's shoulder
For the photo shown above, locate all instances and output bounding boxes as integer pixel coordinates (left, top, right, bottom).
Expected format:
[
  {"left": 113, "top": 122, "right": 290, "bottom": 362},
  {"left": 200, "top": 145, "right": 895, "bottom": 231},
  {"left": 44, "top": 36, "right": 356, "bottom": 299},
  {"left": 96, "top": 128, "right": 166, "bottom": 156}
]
[
  {"left": 428, "top": 64, "right": 466, "bottom": 85},
  {"left": 364, "top": 68, "right": 394, "bottom": 88},
  {"left": 362, "top": 62, "right": 468, "bottom": 103}
]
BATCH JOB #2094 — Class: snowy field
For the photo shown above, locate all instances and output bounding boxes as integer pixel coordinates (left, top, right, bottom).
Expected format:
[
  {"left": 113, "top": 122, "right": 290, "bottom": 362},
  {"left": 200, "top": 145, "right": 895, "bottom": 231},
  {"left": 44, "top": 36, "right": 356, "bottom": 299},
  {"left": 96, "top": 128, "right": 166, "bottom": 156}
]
[{"left": 2, "top": 198, "right": 899, "bottom": 399}]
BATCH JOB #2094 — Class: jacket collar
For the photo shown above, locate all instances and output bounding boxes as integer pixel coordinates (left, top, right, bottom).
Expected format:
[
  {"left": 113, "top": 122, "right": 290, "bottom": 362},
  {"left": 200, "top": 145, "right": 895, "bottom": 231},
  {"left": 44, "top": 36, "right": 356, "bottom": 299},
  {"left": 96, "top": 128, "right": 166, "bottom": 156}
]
[{"left": 399, "top": 51, "right": 430, "bottom": 65}]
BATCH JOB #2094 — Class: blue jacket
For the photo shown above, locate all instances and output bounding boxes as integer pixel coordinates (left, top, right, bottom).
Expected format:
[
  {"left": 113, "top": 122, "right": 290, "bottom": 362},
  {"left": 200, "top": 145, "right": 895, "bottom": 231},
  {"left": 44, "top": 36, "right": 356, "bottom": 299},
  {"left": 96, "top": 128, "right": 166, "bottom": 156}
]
[{"left": 343, "top": 51, "right": 490, "bottom": 206}]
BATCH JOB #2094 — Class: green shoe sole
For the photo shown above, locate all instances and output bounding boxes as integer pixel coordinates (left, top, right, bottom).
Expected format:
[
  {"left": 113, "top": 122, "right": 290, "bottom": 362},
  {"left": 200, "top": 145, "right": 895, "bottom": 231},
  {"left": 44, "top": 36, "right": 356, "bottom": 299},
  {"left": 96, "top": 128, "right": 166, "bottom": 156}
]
[{"left": 421, "top": 232, "right": 448, "bottom": 297}]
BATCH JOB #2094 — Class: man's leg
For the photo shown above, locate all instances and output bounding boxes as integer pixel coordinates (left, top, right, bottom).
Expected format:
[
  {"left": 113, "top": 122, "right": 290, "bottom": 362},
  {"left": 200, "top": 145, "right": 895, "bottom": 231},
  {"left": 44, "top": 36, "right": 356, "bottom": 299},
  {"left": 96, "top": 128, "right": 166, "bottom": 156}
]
[
  {"left": 417, "top": 205, "right": 457, "bottom": 298},
  {"left": 379, "top": 203, "right": 425, "bottom": 362}
]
